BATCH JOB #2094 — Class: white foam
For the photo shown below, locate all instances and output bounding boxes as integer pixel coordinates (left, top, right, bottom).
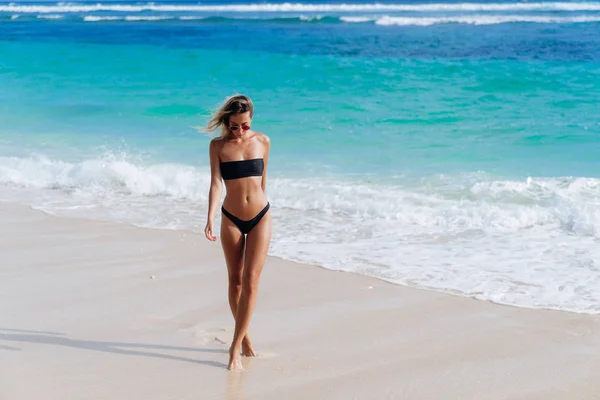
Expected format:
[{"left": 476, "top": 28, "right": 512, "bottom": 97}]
[
  {"left": 36, "top": 14, "right": 63, "bottom": 19},
  {"left": 3, "top": 2, "right": 600, "bottom": 13},
  {"left": 0, "top": 155, "right": 209, "bottom": 200},
  {"left": 83, "top": 16, "right": 121, "bottom": 22},
  {"left": 299, "top": 15, "right": 325, "bottom": 21},
  {"left": 375, "top": 15, "right": 600, "bottom": 26},
  {"left": 1, "top": 154, "right": 599, "bottom": 313},
  {"left": 37, "top": 13, "right": 600, "bottom": 25},
  {"left": 123, "top": 15, "right": 172, "bottom": 21},
  {"left": 341, "top": 16, "right": 376, "bottom": 23}
]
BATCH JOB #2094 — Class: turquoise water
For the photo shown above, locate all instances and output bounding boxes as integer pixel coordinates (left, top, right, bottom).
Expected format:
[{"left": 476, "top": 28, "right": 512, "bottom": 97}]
[
  {"left": 2, "top": 41, "right": 600, "bottom": 177},
  {"left": 1, "top": 1, "right": 600, "bottom": 313}
]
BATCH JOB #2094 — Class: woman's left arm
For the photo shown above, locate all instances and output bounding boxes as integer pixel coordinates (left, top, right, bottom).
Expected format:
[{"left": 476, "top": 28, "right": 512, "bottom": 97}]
[{"left": 261, "top": 134, "right": 271, "bottom": 193}]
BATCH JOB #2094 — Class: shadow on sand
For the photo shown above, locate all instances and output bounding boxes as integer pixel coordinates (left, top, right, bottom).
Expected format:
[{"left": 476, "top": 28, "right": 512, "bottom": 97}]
[{"left": 0, "top": 328, "right": 228, "bottom": 369}]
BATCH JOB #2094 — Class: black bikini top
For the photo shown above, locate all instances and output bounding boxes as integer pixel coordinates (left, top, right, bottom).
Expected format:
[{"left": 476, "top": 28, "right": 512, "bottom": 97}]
[{"left": 220, "top": 158, "right": 264, "bottom": 180}]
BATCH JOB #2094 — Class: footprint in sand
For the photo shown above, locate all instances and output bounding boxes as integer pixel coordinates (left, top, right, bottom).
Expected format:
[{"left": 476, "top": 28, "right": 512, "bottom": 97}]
[
  {"left": 213, "top": 336, "right": 227, "bottom": 345},
  {"left": 193, "top": 327, "right": 229, "bottom": 346},
  {"left": 252, "top": 351, "right": 277, "bottom": 359},
  {"left": 191, "top": 327, "right": 277, "bottom": 358}
]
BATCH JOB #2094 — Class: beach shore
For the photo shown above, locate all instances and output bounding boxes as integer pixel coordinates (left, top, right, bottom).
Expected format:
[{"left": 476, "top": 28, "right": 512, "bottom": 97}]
[{"left": 1, "top": 201, "right": 599, "bottom": 400}]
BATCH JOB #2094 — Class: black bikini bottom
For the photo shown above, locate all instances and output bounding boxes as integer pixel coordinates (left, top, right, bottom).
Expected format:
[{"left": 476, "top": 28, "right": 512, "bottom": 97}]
[{"left": 221, "top": 203, "right": 270, "bottom": 235}]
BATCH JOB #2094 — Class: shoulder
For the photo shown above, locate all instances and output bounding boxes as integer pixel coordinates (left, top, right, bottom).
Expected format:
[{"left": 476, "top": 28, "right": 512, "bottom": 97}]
[
  {"left": 209, "top": 137, "right": 225, "bottom": 161},
  {"left": 209, "top": 136, "right": 225, "bottom": 151},
  {"left": 255, "top": 132, "right": 270, "bottom": 148}
]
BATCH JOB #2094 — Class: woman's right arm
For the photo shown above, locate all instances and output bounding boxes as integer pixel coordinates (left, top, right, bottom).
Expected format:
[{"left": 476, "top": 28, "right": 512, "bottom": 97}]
[{"left": 205, "top": 139, "right": 222, "bottom": 241}]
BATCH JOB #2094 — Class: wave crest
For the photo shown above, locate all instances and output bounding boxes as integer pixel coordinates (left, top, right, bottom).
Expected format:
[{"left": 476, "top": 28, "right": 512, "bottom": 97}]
[{"left": 3, "top": 2, "right": 600, "bottom": 13}]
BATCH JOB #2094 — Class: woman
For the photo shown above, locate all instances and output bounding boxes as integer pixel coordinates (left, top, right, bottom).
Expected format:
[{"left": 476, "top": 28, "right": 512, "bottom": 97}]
[{"left": 204, "top": 94, "right": 272, "bottom": 371}]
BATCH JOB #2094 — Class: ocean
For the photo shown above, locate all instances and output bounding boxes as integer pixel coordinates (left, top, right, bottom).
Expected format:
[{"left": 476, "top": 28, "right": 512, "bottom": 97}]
[{"left": 1, "top": 0, "right": 599, "bottom": 313}]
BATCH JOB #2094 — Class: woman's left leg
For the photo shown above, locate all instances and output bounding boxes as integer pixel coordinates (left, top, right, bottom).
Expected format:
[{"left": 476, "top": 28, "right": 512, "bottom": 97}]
[{"left": 228, "top": 210, "right": 272, "bottom": 371}]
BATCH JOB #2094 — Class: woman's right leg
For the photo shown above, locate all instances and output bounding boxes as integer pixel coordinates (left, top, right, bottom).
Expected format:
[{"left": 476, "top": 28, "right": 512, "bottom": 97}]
[
  {"left": 228, "top": 210, "right": 271, "bottom": 371},
  {"left": 220, "top": 216, "right": 254, "bottom": 357}
]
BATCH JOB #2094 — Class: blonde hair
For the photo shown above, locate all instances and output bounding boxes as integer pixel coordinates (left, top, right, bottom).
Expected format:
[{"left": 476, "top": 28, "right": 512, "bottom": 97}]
[{"left": 205, "top": 94, "right": 254, "bottom": 138}]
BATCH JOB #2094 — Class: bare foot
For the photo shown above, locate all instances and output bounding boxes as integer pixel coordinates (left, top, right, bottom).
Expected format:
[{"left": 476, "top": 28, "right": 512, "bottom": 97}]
[
  {"left": 228, "top": 346, "right": 244, "bottom": 371},
  {"left": 242, "top": 336, "right": 257, "bottom": 357}
]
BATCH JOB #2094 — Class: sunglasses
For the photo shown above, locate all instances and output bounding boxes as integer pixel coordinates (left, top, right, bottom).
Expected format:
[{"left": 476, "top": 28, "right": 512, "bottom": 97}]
[{"left": 229, "top": 125, "right": 251, "bottom": 131}]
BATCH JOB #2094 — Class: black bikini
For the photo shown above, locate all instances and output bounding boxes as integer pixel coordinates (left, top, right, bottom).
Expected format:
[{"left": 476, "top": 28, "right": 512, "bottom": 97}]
[
  {"left": 221, "top": 204, "right": 270, "bottom": 235},
  {"left": 220, "top": 158, "right": 264, "bottom": 181},
  {"left": 220, "top": 158, "right": 270, "bottom": 234}
]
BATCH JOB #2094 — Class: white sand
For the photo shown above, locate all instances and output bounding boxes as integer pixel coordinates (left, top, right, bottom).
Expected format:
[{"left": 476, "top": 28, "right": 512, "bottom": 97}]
[{"left": 1, "top": 202, "right": 600, "bottom": 400}]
